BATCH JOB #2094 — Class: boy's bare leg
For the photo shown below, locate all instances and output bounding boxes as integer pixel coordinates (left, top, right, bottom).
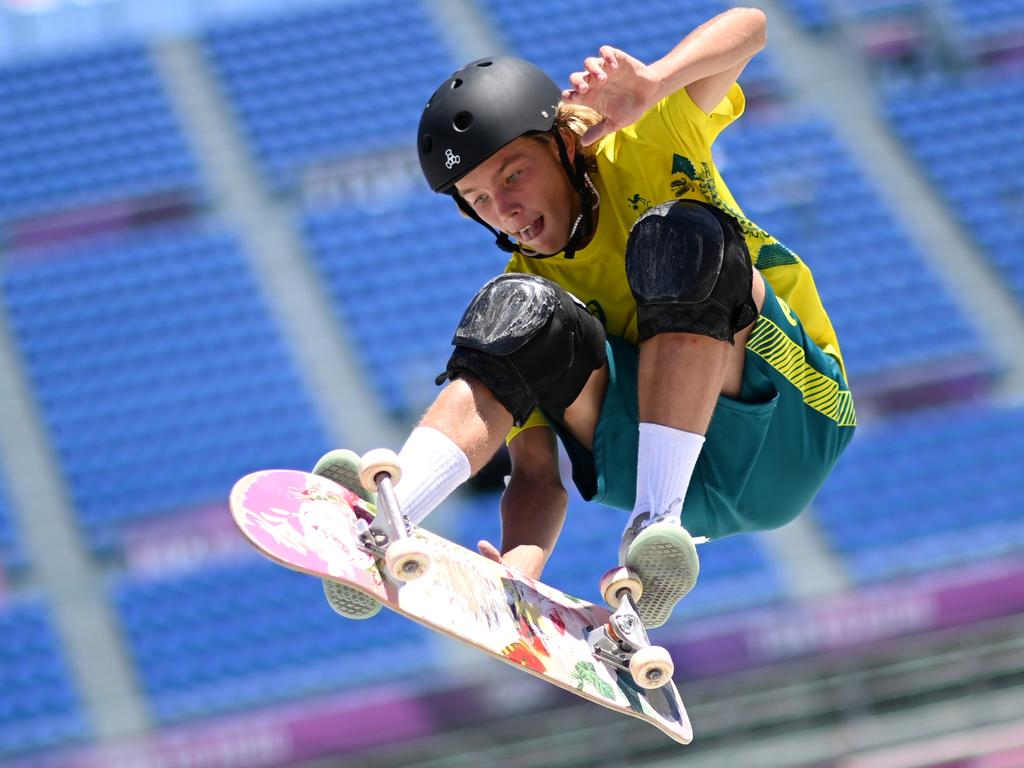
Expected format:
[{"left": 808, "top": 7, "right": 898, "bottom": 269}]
[
  {"left": 419, "top": 375, "right": 513, "bottom": 474},
  {"left": 621, "top": 270, "right": 766, "bottom": 627},
  {"left": 379, "top": 375, "right": 511, "bottom": 526},
  {"left": 632, "top": 270, "right": 765, "bottom": 533},
  {"left": 638, "top": 269, "right": 764, "bottom": 430}
]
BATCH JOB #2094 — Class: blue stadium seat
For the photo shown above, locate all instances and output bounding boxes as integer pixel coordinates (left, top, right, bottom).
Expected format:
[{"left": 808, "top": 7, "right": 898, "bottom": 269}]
[
  {"left": 2, "top": 224, "right": 332, "bottom": 554},
  {"left": 813, "top": 402, "right": 1024, "bottom": 583},
  {"left": 0, "top": 598, "right": 88, "bottom": 757},
  {"left": 944, "top": 0, "right": 1024, "bottom": 47},
  {"left": 301, "top": 192, "right": 502, "bottom": 417},
  {"left": 201, "top": 1, "right": 457, "bottom": 189},
  {"left": 479, "top": 0, "right": 784, "bottom": 100},
  {"left": 885, "top": 72, "right": 1024, "bottom": 313},
  {"left": 716, "top": 114, "right": 996, "bottom": 387},
  {"left": 112, "top": 554, "right": 439, "bottom": 723},
  {"left": 774, "top": 0, "right": 942, "bottom": 44},
  {"left": 778, "top": 0, "right": 835, "bottom": 33},
  {"left": 0, "top": 42, "right": 201, "bottom": 222}
]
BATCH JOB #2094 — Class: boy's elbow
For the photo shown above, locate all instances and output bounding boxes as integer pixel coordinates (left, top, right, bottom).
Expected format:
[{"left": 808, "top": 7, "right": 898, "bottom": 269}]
[
  {"left": 728, "top": 6, "right": 768, "bottom": 50},
  {"left": 745, "top": 7, "right": 768, "bottom": 49}
]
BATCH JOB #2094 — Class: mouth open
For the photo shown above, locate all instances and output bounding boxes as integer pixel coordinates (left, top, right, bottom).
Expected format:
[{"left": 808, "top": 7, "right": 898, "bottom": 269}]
[{"left": 515, "top": 216, "right": 544, "bottom": 244}]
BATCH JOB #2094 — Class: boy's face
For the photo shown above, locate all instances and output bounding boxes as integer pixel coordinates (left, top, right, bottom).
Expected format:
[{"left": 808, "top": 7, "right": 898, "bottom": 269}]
[{"left": 455, "top": 133, "right": 579, "bottom": 256}]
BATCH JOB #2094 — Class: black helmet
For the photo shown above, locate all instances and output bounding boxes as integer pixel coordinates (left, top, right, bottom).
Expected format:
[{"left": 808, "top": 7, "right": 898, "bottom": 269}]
[{"left": 418, "top": 56, "right": 561, "bottom": 193}]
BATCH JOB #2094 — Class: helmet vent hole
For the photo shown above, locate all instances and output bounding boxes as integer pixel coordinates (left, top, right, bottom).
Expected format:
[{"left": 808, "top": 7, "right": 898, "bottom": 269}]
[
  {"left": 476, "top": 61, "right": 493, "bottom": 67},
  {"left": 420, "top": 135, "right": 432, "bottom": 154},
  {"left": 450, "top": 78, "right": 462, "bottom": 90},
  {"left": 453, "top": 111, "right": 473, "bottom": 132}
]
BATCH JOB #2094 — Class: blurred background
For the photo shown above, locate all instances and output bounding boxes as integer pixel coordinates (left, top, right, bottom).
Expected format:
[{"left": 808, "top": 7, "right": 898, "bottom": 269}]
[{"left": 0, "top": 0, "right": 1021, "bottom": 766}]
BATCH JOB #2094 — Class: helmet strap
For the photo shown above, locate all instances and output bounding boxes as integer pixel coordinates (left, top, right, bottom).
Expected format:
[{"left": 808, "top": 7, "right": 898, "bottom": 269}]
[{"left": 551, "top": 129, "right": 594, "bottom": 261}]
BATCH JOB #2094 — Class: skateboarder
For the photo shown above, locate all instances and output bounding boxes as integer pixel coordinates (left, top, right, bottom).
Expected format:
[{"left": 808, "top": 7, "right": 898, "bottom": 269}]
[{"left": 318, "top": 7, "right": 856, "bottom": 627}]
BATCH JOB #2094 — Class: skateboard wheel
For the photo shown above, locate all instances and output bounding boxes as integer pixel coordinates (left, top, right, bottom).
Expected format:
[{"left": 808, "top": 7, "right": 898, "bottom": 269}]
[
  {"left": 599, "top": 566, "right": 643, "bottom": 608},
  {"left": 359, "top": 448, "right": 402, "bottom": 493},
  {"left": 384, "top": 537, "right": 430, "bottom": 582},
  {"left": 629, "top": 645, "right": 674, "bottom": 690}
]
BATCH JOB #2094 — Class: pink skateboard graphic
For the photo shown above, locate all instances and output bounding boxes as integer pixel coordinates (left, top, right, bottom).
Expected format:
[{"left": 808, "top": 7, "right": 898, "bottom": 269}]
[{"left": 230, "top": 466, "right": 692, "bottom": 744}]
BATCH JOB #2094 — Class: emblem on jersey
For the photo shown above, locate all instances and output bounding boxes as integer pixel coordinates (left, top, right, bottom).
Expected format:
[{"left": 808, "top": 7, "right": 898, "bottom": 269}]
[
  {"left": 669, "top": 153, "right": 769, "bottom": 240},
  {"left": 627, "top": 193, "right": 651, "bottom": 212},
  {"left": 444, "top": 148, "right": 461, "bottom": 169},
  {"left": 671, "top": 153, "right": 697, "bottom": 178},
  {"left": 754, "top": 242, "right": 799, "bottom": 270}
]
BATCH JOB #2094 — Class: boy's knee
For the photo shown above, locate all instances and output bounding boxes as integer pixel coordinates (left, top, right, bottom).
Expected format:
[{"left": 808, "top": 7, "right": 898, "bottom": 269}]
[
  {"left": 436, "top": 274, "right": 606, "bottom": 426},
  {"left": 626, "top": 200, "right": 758, "bottom": 344}
]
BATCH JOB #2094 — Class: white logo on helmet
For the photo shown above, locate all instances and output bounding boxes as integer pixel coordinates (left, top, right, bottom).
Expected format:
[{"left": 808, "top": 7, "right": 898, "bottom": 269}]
[{"left": 444, "top": 149, "right": 461, "bottom": 169}]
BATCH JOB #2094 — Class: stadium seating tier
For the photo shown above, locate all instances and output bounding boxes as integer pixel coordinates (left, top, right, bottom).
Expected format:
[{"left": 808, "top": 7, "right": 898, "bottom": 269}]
[
  {"left": 0, "top": 43, "right": 200, "bottom": 222},
  {"left": 812, "top": 403, "right": 1024, "bottom": 583},
  {"left": 302, "top": 193, "right": 502, "bottom": 417},
  {"left": 0, "top": 598, "right": 88, "bottom": 757},
  {"left": 716, "top": 114, "right": 996, "bottom": 386},
  {"left": 480, "top": 0, "right": 784, "bottom": 98},
  {"left": 2, "top": 225, "right": 332, "bottom": 554},
  {"left": 201, "top": 1, "right": 456, "bottom": 189},
  {"left": 884, "top": 74, "right": 1024, "bottom": 311},
  {"left": 112, "top": 554, "right": 439, "bottom": 723}
]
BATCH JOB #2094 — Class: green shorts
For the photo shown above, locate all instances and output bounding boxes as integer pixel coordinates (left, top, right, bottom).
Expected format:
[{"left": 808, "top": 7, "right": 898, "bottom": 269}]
[{"left": 554, "top": 280, "right": 857, "bottom": 540}]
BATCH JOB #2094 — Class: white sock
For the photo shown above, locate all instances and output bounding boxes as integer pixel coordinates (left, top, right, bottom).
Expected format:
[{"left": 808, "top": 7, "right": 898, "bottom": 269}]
[
  {"left": 629, "top": 422, "right": 705, "bottom": 527},
  {"left": 392, "top": 426, "right": 471, "bottom": 525}
]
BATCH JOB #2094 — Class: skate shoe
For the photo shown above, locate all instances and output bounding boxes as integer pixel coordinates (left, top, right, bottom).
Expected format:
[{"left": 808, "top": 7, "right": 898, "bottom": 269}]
[
  {"left": 313, "top": 448, "right": 377, "bottom": 506},
  {"left": 313, "top": 448, "right": 381, "bottom": 620},
  {"left": 620, "top": 512, "right": 699, "bottom": 628}
]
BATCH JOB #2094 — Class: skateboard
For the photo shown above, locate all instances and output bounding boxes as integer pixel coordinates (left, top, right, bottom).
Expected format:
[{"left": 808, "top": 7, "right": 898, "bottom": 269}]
[{"left": 228, "top": 450, "right": 693, "bottom": 744}]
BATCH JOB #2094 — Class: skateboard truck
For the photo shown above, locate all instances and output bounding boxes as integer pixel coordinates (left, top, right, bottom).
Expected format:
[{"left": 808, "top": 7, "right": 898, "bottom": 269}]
[
  {"left": 356, "top": 448, "right": 432, "bottom": 583},
  {"left": 589, "top": 567, "right": 675, "bottom": 690}
]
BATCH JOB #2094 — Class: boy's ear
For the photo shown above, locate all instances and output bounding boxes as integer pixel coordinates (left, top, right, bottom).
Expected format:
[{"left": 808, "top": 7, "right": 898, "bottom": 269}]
[{"left": 556, "top": 125, "right": 577, "bottom": 163}]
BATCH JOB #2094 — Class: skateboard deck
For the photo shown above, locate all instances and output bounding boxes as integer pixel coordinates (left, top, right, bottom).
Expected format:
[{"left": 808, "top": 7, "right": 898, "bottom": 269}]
[{"left": 229, "top": 469, "right": 692, "bottom": 744}]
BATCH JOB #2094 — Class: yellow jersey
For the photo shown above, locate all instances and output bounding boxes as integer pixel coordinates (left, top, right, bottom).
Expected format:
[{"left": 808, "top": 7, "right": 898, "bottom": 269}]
[{"left": 506, "top": 82, "right": 844, "bottom": 437}]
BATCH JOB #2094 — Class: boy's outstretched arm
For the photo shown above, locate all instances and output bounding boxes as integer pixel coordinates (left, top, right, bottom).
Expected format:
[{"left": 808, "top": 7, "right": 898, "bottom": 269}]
[
  {"left": 651, "top": 6, "right": 767, "bottom": 113},
  {"left": 478, "top": 426, "right": 568, "bottom": 581},
  {"left": 565, "top": 7, "right": 768, "bottom": 144}
]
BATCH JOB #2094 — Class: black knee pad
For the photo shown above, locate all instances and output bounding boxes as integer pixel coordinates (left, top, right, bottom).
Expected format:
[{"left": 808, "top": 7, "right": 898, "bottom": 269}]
[
  {"left": 435, "top": 274, "right": 607, "bottom": 426},
  {"left": 625, "top": 200, "right": 758, "bottom": 344}
]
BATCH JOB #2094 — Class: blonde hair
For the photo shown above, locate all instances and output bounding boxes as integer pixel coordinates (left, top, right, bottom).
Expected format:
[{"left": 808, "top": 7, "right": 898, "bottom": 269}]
[{"left": 528, "top": 102, "right": 603, "bottom": 175}]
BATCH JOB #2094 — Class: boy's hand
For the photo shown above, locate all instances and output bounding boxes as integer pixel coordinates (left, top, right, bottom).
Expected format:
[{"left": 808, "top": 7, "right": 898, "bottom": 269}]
[
  {"left": 563, "top": 46, "right": 662, "bottom": 146},
  {"left": 477, "top": 539, "right": 504, "bottom": 565},
  {"left": 477, "top": 540, "right": 545, "bottom": 581}
]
